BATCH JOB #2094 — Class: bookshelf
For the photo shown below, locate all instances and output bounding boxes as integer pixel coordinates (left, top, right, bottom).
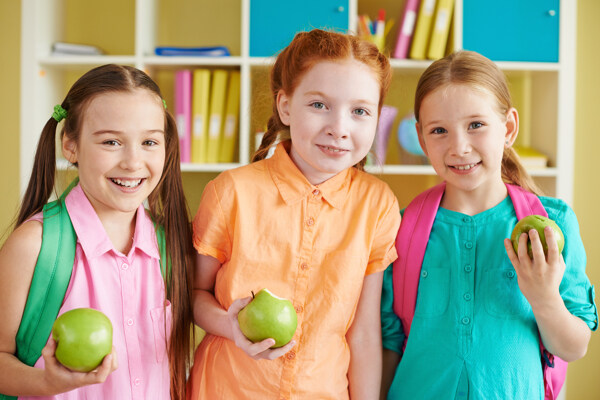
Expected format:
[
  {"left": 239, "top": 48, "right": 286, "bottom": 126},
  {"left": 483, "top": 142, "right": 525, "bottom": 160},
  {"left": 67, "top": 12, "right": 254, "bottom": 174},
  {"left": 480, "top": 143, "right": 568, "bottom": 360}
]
[{"left": 20, "top": 0, "right": 576, "bottom": 209}]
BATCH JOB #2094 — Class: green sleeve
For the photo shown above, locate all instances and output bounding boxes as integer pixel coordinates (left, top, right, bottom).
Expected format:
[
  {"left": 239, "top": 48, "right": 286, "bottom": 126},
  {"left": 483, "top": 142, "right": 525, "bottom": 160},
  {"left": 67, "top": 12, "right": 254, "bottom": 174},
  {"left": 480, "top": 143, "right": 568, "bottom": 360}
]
[{"left": 381, "top": 264, "right": 406, "bottom": 354}]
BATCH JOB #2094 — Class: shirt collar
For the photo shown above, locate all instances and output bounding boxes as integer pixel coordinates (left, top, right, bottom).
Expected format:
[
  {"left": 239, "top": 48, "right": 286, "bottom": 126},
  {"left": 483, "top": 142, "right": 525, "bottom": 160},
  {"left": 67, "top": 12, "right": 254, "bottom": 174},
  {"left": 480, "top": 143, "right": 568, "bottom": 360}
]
[
  {"left": 266, "top": 141, "right": 353, "bottom": 210},
  {"left": 65, "top": 183, "right": 160, "bottom": 260}
]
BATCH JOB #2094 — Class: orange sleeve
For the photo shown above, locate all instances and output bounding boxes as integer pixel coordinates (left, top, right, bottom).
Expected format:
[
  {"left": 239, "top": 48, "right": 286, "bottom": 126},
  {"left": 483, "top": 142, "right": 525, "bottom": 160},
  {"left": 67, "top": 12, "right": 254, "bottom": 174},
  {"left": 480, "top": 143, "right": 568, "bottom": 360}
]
[
  {"left": 192, "top": 178, "right": 232, "bottom": 264},
  {"left": 365, "top": 189, "right": 400, "bottom": 275}
]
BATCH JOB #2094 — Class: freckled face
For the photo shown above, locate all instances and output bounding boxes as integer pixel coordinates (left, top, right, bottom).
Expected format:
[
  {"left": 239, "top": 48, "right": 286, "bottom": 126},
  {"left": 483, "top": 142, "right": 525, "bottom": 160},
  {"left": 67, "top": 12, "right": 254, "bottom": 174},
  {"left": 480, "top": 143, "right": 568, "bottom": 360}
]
[{"left": 277, "top": 60, "right": 381, "bottom": 185}]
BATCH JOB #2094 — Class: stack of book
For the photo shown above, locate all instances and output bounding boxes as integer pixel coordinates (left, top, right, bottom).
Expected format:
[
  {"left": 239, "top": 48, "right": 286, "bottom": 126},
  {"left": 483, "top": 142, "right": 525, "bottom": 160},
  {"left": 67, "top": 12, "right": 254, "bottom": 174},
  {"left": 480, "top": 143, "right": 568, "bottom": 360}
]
[
  {"left": 392, "top": 0, "right": 454, "bottom": 60},
  {"left": 174, "top": 69, "right": 240, "bottom": 164}
]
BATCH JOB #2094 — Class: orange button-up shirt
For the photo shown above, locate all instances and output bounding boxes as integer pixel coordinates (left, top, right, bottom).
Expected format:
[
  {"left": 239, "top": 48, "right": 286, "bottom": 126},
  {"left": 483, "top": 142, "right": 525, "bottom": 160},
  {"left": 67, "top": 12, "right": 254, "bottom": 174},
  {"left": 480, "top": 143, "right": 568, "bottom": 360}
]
[{"left": 188, "top": 142, "right": 400, "bottom": 399}]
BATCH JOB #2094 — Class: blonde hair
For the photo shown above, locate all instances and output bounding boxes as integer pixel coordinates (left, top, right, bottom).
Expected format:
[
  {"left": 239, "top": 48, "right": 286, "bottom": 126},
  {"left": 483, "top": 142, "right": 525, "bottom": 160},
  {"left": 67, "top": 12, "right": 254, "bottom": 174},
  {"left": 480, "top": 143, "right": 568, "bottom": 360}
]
[
  {"left": 252, "top": 29, "right": 392, "bottom": 169},
  {"left": 414, "top": 50, "right": 542, "bottom": 195}
]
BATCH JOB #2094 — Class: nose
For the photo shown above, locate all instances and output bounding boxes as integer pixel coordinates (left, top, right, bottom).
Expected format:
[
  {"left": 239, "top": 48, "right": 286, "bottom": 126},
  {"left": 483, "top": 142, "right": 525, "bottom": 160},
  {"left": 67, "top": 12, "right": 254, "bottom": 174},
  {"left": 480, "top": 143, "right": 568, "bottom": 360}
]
[
  {"left": 119, "top": 145, "right": 143, "bottom": 170},
  {"left": 449, "top": 131, "right": 472, "bottom": 156},
  {"left": 326, "top": 111, "right": 349, "bottom": 140}
]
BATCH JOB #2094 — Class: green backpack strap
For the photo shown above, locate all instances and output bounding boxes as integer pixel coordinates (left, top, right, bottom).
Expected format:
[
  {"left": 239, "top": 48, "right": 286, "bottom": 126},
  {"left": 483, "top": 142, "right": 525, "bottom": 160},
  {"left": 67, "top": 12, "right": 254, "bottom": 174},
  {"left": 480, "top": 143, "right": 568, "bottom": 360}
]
[
  {"left": 153, "top": 221, "right": 171, "bottom": 289},
  {"left": 14, "top": 180, "right": 78, "bottom": 369}
]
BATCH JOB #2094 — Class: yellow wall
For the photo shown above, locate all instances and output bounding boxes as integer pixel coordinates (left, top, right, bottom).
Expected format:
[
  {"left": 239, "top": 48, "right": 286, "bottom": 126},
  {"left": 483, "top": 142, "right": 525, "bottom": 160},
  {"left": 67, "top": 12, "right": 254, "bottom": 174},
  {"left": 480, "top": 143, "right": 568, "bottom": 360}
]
[
  {"left": 568, "top": 1, "right": 600, "bottom": 398},
  {"left": 1, "top": 1, "right": 599, "bottom": 398}
]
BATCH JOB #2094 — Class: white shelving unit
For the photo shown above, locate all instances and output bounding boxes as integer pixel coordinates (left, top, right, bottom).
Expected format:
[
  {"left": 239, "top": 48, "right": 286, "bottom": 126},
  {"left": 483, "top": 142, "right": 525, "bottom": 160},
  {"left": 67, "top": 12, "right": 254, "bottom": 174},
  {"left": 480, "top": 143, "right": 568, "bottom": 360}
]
[{"left": 21, "top": 0, "right": 576, "bottom": 210}]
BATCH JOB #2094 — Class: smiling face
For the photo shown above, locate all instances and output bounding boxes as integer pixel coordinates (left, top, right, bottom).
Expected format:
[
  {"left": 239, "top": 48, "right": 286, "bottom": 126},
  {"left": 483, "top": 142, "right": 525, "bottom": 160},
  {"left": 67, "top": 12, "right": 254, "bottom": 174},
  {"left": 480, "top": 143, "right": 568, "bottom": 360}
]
[
  {"left": 276, "top": 59, "right": 381, "bottom": 185},
  {"left": 417, "top": 84, "right": 518, "bottom": 200},
  {"left": 62, "top": 89, "right": 166, "bottom": 219}
]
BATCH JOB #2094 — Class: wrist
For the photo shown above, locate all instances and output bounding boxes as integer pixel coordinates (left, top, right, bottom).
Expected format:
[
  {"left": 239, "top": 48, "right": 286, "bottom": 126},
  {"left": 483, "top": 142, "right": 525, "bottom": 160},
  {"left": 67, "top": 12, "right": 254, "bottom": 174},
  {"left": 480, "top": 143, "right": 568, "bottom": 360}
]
[{"left": 529, "top": 292, "right": 565, "bottom": 316}]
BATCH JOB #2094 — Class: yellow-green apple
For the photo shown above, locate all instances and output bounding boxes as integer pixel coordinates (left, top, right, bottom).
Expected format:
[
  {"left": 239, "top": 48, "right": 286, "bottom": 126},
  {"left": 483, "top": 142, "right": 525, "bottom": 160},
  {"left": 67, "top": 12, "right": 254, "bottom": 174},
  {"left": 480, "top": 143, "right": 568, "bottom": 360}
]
[
  {"left": 511, "top": 215, "right": 565, "bottom": 258},
  {"left": 52, "top": 308, "right": 113, "bottom": 372},
  {"left": 237, "top": 289, "right": 297, "bottom": 348}
]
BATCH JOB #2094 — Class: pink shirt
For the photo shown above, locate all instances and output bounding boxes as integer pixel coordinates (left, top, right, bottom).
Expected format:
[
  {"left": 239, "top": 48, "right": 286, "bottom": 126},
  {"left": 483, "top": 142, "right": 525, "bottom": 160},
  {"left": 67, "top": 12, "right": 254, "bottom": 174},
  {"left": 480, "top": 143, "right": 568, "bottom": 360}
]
[{"left": 20, "top": 184, "right": 171, "bottom": 400}]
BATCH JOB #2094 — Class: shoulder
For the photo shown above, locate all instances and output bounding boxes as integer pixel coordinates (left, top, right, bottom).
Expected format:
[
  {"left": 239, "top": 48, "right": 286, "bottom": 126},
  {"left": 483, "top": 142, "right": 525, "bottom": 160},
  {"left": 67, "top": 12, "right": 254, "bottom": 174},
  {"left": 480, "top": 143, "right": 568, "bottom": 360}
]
[
  {"left": 0, "top": 220, "right": 43, "bottom": 295},
  {"left": 351, "top": 169, "right": 397, "bottom": 200},
  {"left": 538, "top": 196, "right": 580, "bottom": 236}
]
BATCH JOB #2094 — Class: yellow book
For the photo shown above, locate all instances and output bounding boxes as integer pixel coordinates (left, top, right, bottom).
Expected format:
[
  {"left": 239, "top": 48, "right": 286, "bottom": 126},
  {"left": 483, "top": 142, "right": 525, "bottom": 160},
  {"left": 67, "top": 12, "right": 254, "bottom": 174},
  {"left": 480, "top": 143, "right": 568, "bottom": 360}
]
[
  {"left": 409, "top": 0, "right": 437, "bottom": 60},
  {"left": 206, "top": 69, "right": 228, "bottom": 163},
  {"left": 218, "top": 70, "right": 241, "bottom": 163},
  {"left": 191, "top": 69, "right": 211, "bottom": 163},
  {"left": 427, "top": 0, "right": 454, "bottom": 60},
  {"left": 514, "top": 146, "right": 548, "bottom": 169}
]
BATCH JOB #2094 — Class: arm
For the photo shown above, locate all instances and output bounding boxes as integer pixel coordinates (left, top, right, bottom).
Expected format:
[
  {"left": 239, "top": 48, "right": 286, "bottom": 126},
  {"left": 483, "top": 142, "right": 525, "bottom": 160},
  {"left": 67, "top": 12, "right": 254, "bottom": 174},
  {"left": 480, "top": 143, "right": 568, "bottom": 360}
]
[
  {"left": 0, "top": 221, "right": 116, "bottom": 396},
  {"left": 504, "top": 227, "right": 590, "bottom": 361},
  {"left": 347, "top": 271, "right": 384, "bottom": 400},
  {"left": 193, "top": 253, "right": 295, "bottom": 360}
]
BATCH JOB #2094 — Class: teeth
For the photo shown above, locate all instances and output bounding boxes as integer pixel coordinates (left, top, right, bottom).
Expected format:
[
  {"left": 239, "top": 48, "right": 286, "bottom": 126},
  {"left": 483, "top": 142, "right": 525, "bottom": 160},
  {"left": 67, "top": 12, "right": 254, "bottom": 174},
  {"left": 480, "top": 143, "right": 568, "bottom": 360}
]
[
  {"left": 323, "top": 146, "right": 343, "bottom": 152},
  {"left": 455, "top": 163, "right": 478, "bottom": 170},
  {"left": 111, "top": 178, "right": 142, "bottom": 188}
]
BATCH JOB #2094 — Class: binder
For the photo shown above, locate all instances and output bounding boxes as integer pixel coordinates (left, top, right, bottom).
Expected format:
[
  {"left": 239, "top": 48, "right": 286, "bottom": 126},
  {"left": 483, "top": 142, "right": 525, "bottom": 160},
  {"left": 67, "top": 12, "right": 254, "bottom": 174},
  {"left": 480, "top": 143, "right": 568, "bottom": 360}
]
[
  {"left": 218, "top": 70, "right": 241, "bottom": 163},
  {"left": 206, "top": 69, "right": 229, "bottom": 163},
  {"left": 174, "top": 70, "right": 192, "bottom": 163},
  {"left": 393, "top": 0, "right": 421, "bottom": 59},
  {"left": 409, "top": 0, "right": 437, "bottom": 60},
  {"left": 427, "top": 0, "right": 454, "bottom": 60},
  {"left": 191, "top": 69, "right": 211, "bottom": 163}
]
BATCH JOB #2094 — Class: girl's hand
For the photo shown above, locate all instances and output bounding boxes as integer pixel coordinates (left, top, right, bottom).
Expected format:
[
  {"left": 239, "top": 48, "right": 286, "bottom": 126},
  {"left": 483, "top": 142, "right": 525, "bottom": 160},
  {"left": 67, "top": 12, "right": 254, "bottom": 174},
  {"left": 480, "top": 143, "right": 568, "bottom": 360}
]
[
  {"left": 504, "top": 226, "right": 566, "bottom": 309},
  {"left": 40, "top": 338, "right": 118, "bottom": 395},
  {"left": 227, "top": 297, "right": 296, "bottom": 360}
]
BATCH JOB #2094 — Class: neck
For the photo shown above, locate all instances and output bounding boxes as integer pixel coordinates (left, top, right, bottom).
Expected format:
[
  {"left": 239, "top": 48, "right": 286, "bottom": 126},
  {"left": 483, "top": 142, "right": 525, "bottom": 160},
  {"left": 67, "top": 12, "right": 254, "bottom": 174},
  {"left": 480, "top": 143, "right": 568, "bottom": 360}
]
[
  {"left": 441, "top": 180, "right": 508, "bottom": 216},
  {"left": 97, "top": 208, "right": 138, "bottom": 255}
]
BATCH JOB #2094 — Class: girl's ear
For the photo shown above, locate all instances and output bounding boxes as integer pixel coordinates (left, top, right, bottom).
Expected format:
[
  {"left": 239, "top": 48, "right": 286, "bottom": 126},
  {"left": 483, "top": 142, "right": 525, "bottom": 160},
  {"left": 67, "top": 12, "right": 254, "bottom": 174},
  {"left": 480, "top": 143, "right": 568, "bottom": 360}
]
[
  {"left": 276, "top": 91, "right": 291, "bottom": 126},
  {"left": 61, "top": 135, "right": 78, "bottom": 164},
  {"left": 415, "top": 122, "right": 429, "bottom": 157},
  {"left": 504, "top": 107, "right": 519, "bottom": 147}
]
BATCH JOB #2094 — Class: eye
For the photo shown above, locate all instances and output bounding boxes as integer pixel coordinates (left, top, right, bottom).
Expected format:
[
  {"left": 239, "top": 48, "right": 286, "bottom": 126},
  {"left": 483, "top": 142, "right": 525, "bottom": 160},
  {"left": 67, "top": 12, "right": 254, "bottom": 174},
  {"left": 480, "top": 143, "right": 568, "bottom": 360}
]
[
  {"left": 353, "top": 108, "right": 370, "bottom": 116},
  {"left": 310, "top": 101, "right": 325, "bottom": 110},
  {"left": 469, "top": 121, "right": 483, "bottom": 129},
  {"left": 102, "top": 139, "right": 119, "bottom": 146},
  {"left": 143, "top": 139, "right": 159, "bottom": 147},
  {"left": 430, "top": 127, "right": 447, "bottom": 135}
]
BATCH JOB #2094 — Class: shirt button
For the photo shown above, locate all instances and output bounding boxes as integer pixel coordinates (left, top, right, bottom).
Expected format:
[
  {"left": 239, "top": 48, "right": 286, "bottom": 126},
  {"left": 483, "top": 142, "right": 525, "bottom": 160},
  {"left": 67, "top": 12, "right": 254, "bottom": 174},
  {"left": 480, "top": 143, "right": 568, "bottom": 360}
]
[
  {"left": 465, "top": 241, "right": 473, "bottom": 249},
  {"left": 134, "top": 378, "right": 141, "bottom": 386},
  {"left": 286, "top": 351, "right": 296, "bottom": 360},
  {"left": 463, "top": 293, "right": 472, "bottom": 301},
  {"left": 462, "top": 216, "right": 471, "bottom": 223},
  {"left": 506, "top": 270, "right": 516, "bottom": 278},
  {"left": 312, "top": 189, "right": 320, "bottom": 196},
  {"left": 300, "top": 262, "right": 309, "bottom": 270},
  {"left": 295, "top": 305, "right": 303, "bottom": 313},
  {"left": 306, "top": 217, "right": 314, "bottom": 226},
  {"left": 464, "top": 265, "right": 472, "bottom": 272},
  {"left": 421, "top": 270, "right": 428, "bottom": 278},
  {"left": 461, "top": 317, "right": 471, "bottom": 325},
  {"left": 121, "top": 263, "right": 129, "bottom": 270},
  {"left": 127, "top": 318, "right": 134, "bottom": 326}
]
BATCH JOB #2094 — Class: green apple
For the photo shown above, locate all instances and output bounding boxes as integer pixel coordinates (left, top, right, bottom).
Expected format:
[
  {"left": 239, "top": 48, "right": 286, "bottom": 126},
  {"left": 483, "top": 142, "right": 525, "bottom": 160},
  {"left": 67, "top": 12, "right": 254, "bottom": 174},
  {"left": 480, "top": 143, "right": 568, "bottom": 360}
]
[
  {"left": 237, "top": 289, "right": 298, "bottom": 348},
  {"left": 511, "top": 215, "right": 565, "bottom": 258},
  {"left": 52, "top": 308, "right": 113, "bottom": 372}
]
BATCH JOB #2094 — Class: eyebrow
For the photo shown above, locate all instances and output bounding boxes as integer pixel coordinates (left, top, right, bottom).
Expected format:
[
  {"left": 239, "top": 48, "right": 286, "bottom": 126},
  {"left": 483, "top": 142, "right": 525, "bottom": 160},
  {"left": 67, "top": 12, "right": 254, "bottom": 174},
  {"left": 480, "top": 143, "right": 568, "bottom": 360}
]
[{"left": 92, "top": 129, "right": 164, "bottom": 136}]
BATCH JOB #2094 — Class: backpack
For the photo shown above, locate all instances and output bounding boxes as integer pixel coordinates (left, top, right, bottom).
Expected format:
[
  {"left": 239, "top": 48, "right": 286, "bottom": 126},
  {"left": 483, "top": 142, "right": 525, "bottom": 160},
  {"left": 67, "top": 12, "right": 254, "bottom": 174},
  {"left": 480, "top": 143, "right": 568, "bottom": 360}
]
[
  {"left": 1, "top": 180, "right": 168, "bottom": 400},
  {"left": 392, "top": 182, "right": 567, "bottom": 400}
]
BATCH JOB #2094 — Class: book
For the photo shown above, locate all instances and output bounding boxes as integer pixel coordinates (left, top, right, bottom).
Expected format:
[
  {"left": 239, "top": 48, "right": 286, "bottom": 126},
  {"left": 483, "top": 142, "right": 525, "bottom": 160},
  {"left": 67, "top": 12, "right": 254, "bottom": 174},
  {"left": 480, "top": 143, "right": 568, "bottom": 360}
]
[
  {"left": 218, "top": 70, "right": 241, "bottom": 163},
  {"left": 51, "top": 42, "right": 103, "bottom": 56},
  {"left": 514, "top": 146, "right": 548, "bottom": 169},
  {"left": 393, "top": 0, "right": 421, "bottom": 59},
  {"left": 206, "top": 69, "right": 229, "bottom": 163},
  {"left": 174, "top": 70, "right": 192, "bottom": 163},
  {"left": 191, "top": 69, "right": 211, "bottom": 163},
  {"left": 427, "top": 0, "right": 454, "bottom": 60},
  {"left": 154, "top": 46, "right": 230, "bottom": 57},
  {"left": 409, "top": 0, "right": 437, "bottom": 60}
]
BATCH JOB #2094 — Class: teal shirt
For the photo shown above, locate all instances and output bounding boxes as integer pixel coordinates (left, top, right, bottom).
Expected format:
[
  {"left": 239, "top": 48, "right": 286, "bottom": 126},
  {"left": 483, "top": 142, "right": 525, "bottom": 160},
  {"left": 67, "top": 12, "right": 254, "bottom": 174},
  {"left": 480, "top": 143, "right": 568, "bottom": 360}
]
[{"left": 381, "top": 195, "right": 597, "bottom": 400}]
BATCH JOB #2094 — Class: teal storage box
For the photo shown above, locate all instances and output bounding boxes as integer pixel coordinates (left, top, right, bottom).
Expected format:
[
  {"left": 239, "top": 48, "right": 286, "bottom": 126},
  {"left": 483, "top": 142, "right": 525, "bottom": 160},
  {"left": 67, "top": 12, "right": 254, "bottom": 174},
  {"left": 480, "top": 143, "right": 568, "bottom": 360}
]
[{"left": 250, "top": 0, "right": 349, "bottom": 57}]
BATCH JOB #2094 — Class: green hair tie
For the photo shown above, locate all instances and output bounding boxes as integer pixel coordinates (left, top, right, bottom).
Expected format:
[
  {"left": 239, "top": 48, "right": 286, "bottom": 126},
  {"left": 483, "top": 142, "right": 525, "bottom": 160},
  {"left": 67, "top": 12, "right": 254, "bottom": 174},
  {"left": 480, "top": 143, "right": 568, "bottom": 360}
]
[
  {"left": 52, "top": 104, "right": 67, "bottom": 122},
  {"left": 162, "top": 99, "right": 167, "bottom": 110}
]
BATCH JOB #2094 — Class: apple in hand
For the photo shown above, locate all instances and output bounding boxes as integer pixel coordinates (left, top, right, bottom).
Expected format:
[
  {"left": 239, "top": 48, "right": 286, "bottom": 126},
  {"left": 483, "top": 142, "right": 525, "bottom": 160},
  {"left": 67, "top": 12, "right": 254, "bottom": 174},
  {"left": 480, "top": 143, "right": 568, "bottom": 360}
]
[
  {"left": 511, "top": 215, "right": 565, "bottom": 258},
  {"left": 237, "top": 289, "right": 298, "bottom": 348},
  {"left": 52, "top": 308, "right": 113, "bottom": 372}
]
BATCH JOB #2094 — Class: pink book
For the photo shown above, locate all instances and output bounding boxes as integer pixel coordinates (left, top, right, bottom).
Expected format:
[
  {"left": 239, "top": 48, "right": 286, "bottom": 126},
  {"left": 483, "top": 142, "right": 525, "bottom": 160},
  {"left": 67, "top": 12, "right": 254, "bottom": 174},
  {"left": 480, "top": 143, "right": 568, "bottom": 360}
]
[
  {"left": 174, "top": 70, "right": 192, "bottom": 163},
  {"left": 393, "top": 0, "right": 421, "bottom": 59}
]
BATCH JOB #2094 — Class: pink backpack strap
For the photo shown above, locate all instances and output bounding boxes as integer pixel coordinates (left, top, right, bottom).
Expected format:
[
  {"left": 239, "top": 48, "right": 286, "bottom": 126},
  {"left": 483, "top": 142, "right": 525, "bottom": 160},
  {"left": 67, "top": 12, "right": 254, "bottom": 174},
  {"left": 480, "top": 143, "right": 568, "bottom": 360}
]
[
  {"left": 506, "top": 184, "right": 567, "bottom": 400},
  {"left": 392, "top": 182, "right": 445, "bottom": 340}
]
